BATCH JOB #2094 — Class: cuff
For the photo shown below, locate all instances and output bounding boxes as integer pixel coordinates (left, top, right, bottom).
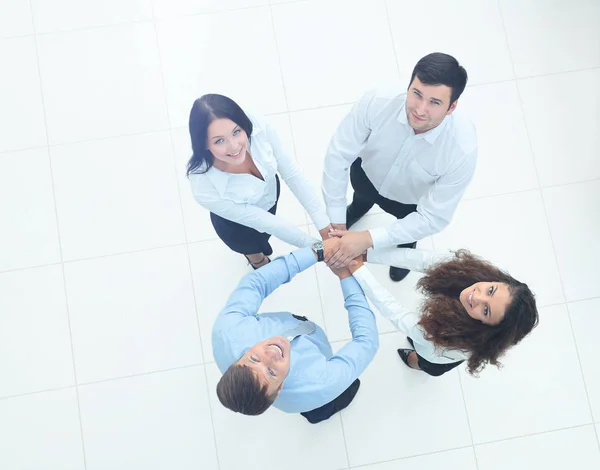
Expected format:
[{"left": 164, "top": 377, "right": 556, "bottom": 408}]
[
  {"left": 293, "top": 246, "right": 318, "bottom": 270},
  {"left": 368, "top": 227, "right": 392, "bottom": 249},
  {"left": 327, "top": 206, "right": 347, "bottom": 225},
  {"left": 311, "top": 212, "right": 331, "bottom": 231},
  {"left": 340, "top": 276, "right": 365, "bottom": 299}
]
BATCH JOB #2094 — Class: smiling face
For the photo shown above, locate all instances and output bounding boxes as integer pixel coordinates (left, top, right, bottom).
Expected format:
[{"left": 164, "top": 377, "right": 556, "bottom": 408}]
[
  {"left": 236, "top": 335, "right": 291, "bottom": 397},
  {"left": 206, "top": 118, "right": 249, "bottom": 168},
  {"left": 459, "top": 282, "right": 512, "bottom": 325},
  {"left": 405, "top": 76, "right": 457, "bottom": 134}
]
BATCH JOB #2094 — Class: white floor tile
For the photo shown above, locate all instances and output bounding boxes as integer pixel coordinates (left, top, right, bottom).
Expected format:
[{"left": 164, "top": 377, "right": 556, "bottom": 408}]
[
  {"left": 0, "top": 388, "right": 85, "bottom": 470},
  {"left": 31, "top": 0, "right": 153, "bottom": 34},
  {"left": 476, "top": 425, "right": 600, "bottom": 470},
  {"left": 156, "top": 7, "right": 286, "bottom": 128},
  {"left": 358, "top": 447, "right": 477, "bottom": 470},
  {"left": 0, "top": 37, "right": 46, "bottom": 152},
  {"left": 78, "top": 366, "right": 218, "bottom": 470},
  {"left": 51, "top": 132, "right": 185, "bottom": 261},
  {"left": 518, "top": 69, "right": 600, "bottom": 187},
  {"left": 543, "top": 181, "right": 600, "bottom": 302},
  {"left": 0, "top": 265, "right": 74, "bottom": 398},
  {"left": 272, "top": 0, "right": 398, "bottom": 110},
  {"left": 433, "top": 190, "right": 564, "bottom": 308},
  {"left": 64, "top": 246, "right": 202, "bottom": 384},
  {"left": 205, "top": 363, "right": 348, "bottom": 470},
  {"left": 154, "top": 0, "right": 268, "bottom": 19},
  {"left": 461, "top": 304, "right": 591, "bottom": 444},
  {"left": 387, "top": 0, "right": 514, "bottom": 86},
  {"left": 188, "top": 239, "right": 251, "bottom": 361},
  {"left": 341, "top": 332, "right": 471, "bottom": 466},
  {"left": 500, "top": 0, "right": 600, "bottom": 77},
  {"left": 289, "top": 103, "right": 354, "bottom": 197},
  {"left": 37, "top": 23, "right": 168, "bottom": 145},
  {"left": 569, "top": 298, "right": 600, "bottom": 422},
  {"left": 0, "top": 0, "right": 34, "bottom": 38},
  {"left": 459, "top": 81, "right": 538, "bottom": 200},
  {"left": 0, "top": 148, "right": 61, "bottom": 271}
]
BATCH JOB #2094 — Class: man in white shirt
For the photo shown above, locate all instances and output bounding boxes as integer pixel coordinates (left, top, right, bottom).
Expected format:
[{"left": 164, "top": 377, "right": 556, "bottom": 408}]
[{"left": 322, "top": 53, "right": 477, "bottom": 281}]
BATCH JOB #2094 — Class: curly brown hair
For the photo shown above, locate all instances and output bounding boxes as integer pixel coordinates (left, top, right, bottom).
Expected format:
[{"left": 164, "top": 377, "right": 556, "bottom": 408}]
[{"left": 417, "top": 250, "right": 539, "bottom": 375}]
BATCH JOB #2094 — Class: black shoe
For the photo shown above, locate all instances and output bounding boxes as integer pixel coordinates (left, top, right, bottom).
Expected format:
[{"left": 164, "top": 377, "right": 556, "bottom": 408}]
[
  {"left": 389, "top": 266, "right": 410, "bottom": 282},
  {"left": 332, "top": 379, "right": 361, "bottom": 414},
  {"left": 397, "top": 348, "right": 416, "bottom": 368},
  {"left": 346, "top": 203, "right": 372, "bottom": 229},
  {"left": 263, "top": 243, "right": 273, "bottom": 257},
  {"left": 389, "top": 241, "right": 417, "bottom": 282}
]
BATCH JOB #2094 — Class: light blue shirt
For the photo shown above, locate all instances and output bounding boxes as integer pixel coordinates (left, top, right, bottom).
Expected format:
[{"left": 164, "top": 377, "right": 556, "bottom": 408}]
[{"left": 212, "top": 247, "right": 379, "bottom": 413}]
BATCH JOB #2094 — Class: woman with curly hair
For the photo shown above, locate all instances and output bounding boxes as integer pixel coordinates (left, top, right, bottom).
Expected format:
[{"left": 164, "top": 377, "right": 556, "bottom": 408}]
[{"left": 332, "top": 233, "right": 539, "bottom": 376}]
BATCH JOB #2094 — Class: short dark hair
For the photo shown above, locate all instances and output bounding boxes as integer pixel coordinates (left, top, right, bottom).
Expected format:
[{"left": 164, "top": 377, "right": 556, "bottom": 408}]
[
  {"left": 187, "top": 94, "right": 253, "bottom": 176},
  {"left": 216, "top": 364, "right": 279, "bottom": 416},
  {"left": 409, "top": 53, "right": 468, "bottom": 106}
]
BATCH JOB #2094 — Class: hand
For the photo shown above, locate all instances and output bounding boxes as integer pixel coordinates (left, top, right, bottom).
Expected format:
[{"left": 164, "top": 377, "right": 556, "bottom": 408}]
[
  {"left": 323, "top": 237, "right": 341, "bottom": 259},
  {"left": 348, "top": 255, "right": 364, "bottom": 274},
  {"left": 319, "top": 224, "right": 333, "bottom": 240},
  {"left": 331, "top": 223, "right": 347, "bottom": 231},
  {"left": 325, "top": 231, "right": 373, "bottom": 269},
  {"left": 328, "top": 264, "right": 352, "bottom": 279}
]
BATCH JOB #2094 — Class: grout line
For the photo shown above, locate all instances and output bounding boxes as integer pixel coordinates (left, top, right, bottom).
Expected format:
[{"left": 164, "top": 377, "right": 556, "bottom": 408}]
[
  {"left": 338, "top": 413, "right": 352, "bottom": 469},
  {"left": 457, "top": 371, "right": 480, "bottom": 470},
  {"left": 383, "top": 0, "right": 402, "bottom": 82},
  {"left": 28, "top": 1, "right": 87, "bottom": 466},
  {"left": 473, "top": 422, "right": 598, "bottom": 447},
  {"left": 151, "top": 16, "right": 223, "bottom": 470}
]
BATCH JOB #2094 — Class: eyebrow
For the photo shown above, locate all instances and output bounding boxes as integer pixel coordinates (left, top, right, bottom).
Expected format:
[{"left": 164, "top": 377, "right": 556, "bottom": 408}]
[
  {"left": 211, "top": 125, "right": 239, "bottom": 140},
  {"left": 488, "top": 285, "right": 498, "bottom": 319}
]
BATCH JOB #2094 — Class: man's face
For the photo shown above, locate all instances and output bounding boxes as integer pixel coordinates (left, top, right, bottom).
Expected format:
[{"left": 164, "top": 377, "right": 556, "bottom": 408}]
[
  {"left": 405, "top": 76, "right": 457, "bottom": 134},
  {"left": 237, "top": 336, "right": 291, "bottom": 396}
]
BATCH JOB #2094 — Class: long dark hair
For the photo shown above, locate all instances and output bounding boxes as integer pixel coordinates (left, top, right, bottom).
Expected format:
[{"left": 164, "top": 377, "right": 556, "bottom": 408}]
[
  {"left": 417, "top": 250, "right": 539, "bottom": 375},
  {"left": 187, "top": 94, "right": 253, "bottom": 176}
]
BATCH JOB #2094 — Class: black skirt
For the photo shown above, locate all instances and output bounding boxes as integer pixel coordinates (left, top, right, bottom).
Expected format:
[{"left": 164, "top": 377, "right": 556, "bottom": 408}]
[
  {"left": 210, "top": 175, "right": 281, "bottom": 255},
  {"left": 407, "top": 337, "right": 465, "bottom": 377}
]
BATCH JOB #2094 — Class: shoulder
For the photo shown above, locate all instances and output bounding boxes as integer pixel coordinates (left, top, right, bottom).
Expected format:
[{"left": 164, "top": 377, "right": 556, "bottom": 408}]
[{"left": 447, "top": 110, "right": 477, "bottom": 155}]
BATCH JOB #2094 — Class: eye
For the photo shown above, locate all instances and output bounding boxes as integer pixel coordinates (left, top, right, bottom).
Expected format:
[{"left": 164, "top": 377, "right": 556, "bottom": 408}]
[
  {"left": 431, "top": 101, "right": 440, "bottom": 106},
  {"left": 488, "top": 286, "right": 494, "bottom": 295},
  {"left": 250, "top": 356, "right": 259, "bottom": 363},
  {"left": 233, "top": 128, "right": 241, "bottom": 136},
  {"left": 214, "top": 138, "right": 224, "bottom": 144},
  {"left": 413, "top": 90, "right": 421, "bottom": 97},
  {"left": 268, "top": 369, "right": 276, "bottom": 377},
  {"left": 483, "top": 305, "right": 489, "bottom": 317}
]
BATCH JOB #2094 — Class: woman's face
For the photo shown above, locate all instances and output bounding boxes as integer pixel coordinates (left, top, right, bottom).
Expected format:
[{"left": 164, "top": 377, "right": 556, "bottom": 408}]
[
  {"left": 459, "top": 282, "right": 511, "bottom": 325},
  {"left": 206, "top": 118, "right": 249, "bottom": 167}
]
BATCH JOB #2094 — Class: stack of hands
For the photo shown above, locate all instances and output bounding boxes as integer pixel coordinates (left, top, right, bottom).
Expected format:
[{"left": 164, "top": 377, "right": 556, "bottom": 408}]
[{"left": 318, "top": 224, "right": 372, "bottom": 279}]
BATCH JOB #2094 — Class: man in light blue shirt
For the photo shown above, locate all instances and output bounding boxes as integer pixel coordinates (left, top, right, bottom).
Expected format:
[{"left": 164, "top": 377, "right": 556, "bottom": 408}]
[{"left": 212, "top": 240, "right": 379, "bottom": 423}]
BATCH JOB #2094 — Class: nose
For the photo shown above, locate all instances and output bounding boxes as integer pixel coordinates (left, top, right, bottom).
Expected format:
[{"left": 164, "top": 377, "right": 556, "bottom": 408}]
[{"left": 416, "top": 102, "right": 427, "bottom": 116}]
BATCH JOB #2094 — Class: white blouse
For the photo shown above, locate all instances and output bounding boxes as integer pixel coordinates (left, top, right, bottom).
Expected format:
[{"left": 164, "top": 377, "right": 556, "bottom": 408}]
[
  {"left": 190, "top": 113, "right": 330, "bottom": 248},
  {"left": 353, "top": 247, "right": 470, "bottom": 364}
]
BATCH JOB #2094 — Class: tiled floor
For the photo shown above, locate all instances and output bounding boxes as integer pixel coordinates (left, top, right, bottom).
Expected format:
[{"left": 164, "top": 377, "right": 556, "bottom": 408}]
[{"left": 1, "top": 0, "right": 599, "bottom": 469}]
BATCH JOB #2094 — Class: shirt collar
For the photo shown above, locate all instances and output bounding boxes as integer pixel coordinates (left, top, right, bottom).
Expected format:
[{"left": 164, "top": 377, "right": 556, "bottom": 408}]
[{"left": 397, "top": 104, "right": 449, "bottom": 144}]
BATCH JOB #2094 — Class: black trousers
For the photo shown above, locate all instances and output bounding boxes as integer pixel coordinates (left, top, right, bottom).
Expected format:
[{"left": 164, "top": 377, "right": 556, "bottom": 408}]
[
  {"left": 210, "top": 175, "right": 280, "bottom": 255},
  {"left": 349, "top": 158, "right": 417, "bottom": 249},
  {"left": 407, "top": 337, "right": 464, "bottom": 377},
  {"left": 300, "top": 380, "right": 357, "bottom": 423}
]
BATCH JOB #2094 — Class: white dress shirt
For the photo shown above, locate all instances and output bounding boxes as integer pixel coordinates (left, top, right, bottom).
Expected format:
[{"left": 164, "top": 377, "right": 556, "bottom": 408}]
[
  {"left": 322, "top": 85, "right": 477, "bottom": 248},
  {"left": 190, "top": 113, "right": 330, "bottom": 248},
  {"left": 352, "top": 247, "right": 469, "bottom": 364}
]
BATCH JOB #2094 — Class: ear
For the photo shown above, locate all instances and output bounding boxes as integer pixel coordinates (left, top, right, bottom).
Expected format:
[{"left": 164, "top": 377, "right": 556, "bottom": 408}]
[{"left": 446, "top": 100, "right": 458, "bottom": 115}]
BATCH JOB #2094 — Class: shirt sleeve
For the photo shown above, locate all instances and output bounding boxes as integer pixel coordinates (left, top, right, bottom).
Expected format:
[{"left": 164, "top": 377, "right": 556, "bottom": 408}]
[
  {"left": 316, "top": 276, "right": 379, "bottom": 404},
  {"left": 215, "top": 247, "right": 317, "bottom": 328},
  {"left": 191, "top": 180, "right": 316, "bottom": 248},
  {"left": 365, "top": 247, "right": 452, "bottom": 272},
  {"left": 266, "top": 121, "right": 330, "bottom": 231},
  {"left": 322, "top": 89, "right": 376, "bottom": 224},
  {"left": 352, "top": 265, "right": 466, "bottom": 364},
  {"left": 368, "top": 148, "right": 477, "bottom": 248}
]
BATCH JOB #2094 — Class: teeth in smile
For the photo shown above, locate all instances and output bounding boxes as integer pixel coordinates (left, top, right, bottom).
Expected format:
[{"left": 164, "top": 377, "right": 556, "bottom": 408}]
[
  {"left": 468, "top": 291, "right": 473, "bottom": 308},
  {"left": 270, "top": 344, "right": 283, "bottom": 357},
  {"left": 231, "top": 149, "right": 242, "bottom": 156}
]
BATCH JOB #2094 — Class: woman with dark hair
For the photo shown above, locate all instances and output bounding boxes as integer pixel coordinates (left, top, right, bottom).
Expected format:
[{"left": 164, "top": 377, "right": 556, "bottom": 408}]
[
  {"left": 332, "top": 233, "right": 539, "bottom": 376},
  {"left": 188, "top": 94, "right": 331, "bottom": 268}
]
